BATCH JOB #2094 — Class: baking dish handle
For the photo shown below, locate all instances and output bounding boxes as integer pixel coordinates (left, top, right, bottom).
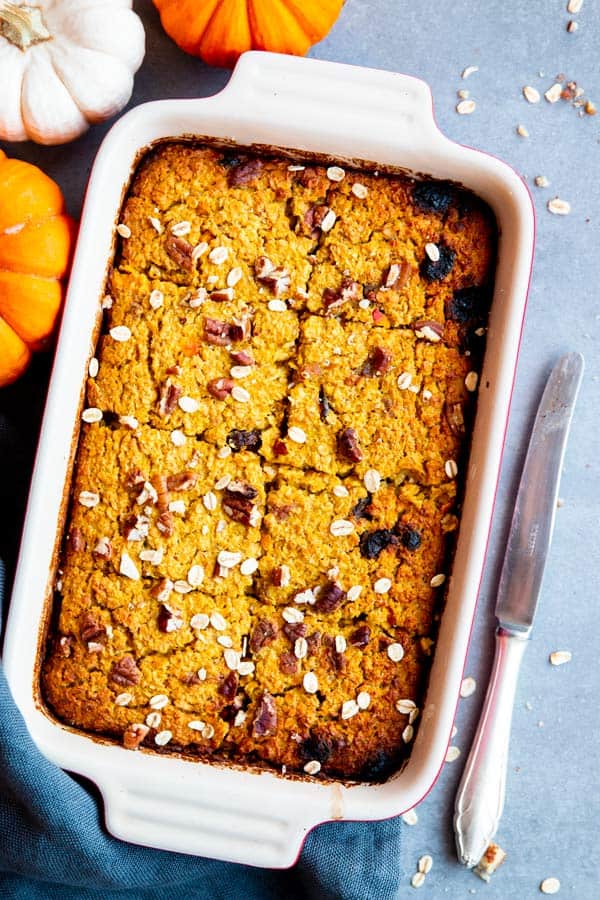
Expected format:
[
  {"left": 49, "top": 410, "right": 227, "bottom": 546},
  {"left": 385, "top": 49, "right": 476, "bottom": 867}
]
[
  {"left": 221, "top": 51, "right": 442, "bottom": 147},
  {"left": 99, "top": 771, "right": 313, "bottom": 868}
]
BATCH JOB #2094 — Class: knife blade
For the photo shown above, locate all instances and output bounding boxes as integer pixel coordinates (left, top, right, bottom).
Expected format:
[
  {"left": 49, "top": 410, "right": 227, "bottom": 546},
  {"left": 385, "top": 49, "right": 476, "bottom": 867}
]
[{"left": 454, "top": 352, "right": 584, "bottom": 868}]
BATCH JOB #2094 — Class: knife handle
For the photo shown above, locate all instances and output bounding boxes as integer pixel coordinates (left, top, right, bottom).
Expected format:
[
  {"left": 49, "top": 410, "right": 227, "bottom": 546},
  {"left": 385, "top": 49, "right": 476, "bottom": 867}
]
[{"left": 454, "top": 627, "right": 528, "bottom": 867}]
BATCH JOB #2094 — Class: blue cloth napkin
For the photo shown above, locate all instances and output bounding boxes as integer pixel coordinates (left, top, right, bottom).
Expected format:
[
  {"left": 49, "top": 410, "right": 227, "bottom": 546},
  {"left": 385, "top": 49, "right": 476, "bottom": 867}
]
[{"left": 0, "top": 413, "right": 404, "bottom": 899}]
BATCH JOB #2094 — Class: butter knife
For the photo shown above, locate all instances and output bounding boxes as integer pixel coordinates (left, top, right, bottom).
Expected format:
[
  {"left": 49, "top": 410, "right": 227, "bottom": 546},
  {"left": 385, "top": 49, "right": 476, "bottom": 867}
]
[{"left": 454, "top": 351, "right": 584, "bottom": 868}]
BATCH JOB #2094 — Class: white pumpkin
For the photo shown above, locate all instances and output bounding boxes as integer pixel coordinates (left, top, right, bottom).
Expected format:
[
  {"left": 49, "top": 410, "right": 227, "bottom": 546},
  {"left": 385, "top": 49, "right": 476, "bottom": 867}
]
[{"left": 0, "top": 0, "right": 145, "bottom": 145}]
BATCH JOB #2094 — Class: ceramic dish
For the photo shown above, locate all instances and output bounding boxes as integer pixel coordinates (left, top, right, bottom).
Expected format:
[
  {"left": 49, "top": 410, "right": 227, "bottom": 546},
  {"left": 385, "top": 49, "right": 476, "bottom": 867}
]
[{"left": 3, "top": 52, "right": 534, "bottom": 868}]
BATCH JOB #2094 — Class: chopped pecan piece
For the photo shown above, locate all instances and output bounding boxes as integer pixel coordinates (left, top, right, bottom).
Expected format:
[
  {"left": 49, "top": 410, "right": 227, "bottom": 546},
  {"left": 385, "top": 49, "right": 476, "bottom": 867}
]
[
  {"left": 151, "top": 577, "right": 172, "bottom": 601},
  {"left": 207, "top": 377, "right": 234, "bottom": 400},
  {"left": 306, "top": 631, "right": 322, "bottom": 655},
  {"left": 413, "top": 319, "right": 444, "bottom": 342},
  {"left": 210, "top": 288, "right": 234, "bottom": 302},
  {"left": 336, "top": 427, "right": 363, "bottom": 463},
  {"left": 158, "top": 380, "right": 182, "bottom": 418},
  {"left": 269, "top": 502, "right": 295, "bottom": 522},
  {"left": 56, "top": 635, "right": 73, "bottom": 658},
  {"left": 279, "top": 652, "right": 299, "bottom": 675},
  {"left": 349, "top": 624, "right": 371, "bottom": 648},
  {"left": 360, "top": 346, "right": 392, "bottom": 376},
  {"left": 250, "top": 619, "right": 278, "bottom": 653},
  {"left": 68, "top": 527, "right": 84, "bottom": 552},
  {"left": 445, "top": 401, "right": 465, "bottom": 435},
  {"left": 80, "top": 613, "right": 107, "bottom": 645},
  {"left": 323, "top": 277, "right": 362, "bottom": 311},
  {"left": 305, "top": 204, "right": 330, "bottom": 233},
  {"left": 297, "top": 166, "right": 320, "bottom": 188},
  {"left": 219, "top": 671, "right": 239, "bottom": 701},
  {"left": 229, "top": 349, "right": 255, "bottom": 366},
  {"left": 228, "top": 157, "right": 263, "bottom": 187},
  {"left": 166, "top": 470, "right": 198, "bottom": 491},
  {"left": 125, "top": 467, "right": 145, "bottom": 490},
  {"left": 151, "top": 475, "right": 173, "bottom": 537},
  {"left": 204, "top": 317, "right": 233, "bottom": 346},
  {"left": 123, "top": 723, "right": 149, "bottom": 750},
  {"left": 271, "top": 565, "right": 290, "bottom": 586},
  {"left": 122, "top": 514, "right": 149, "bottom": 542},
  {"left": 383, "top": 260, "right": 411, "bottom": 289},
  {"left": 157, "top": 603, "right": 183, "bottom": 633},
  {"left": 255, "top": 257, "right": 291, "bottom": 296},
  {"left": 253, "top": 691, "right": 278, "bottom": 737},
  {"left": 223, "top": 482, "right": 259, "bottom": 526},
  {"left": 165, "top": 234, "right": 194, "bottom": 272},
  {"left": 110, "top": 655, "right": 142, "bottom": 687},
  {"left": 282, "top": 622, "right": 307, "bottom": 643},
  {"left": 314, "top": 581, "right": 346, "bottom": 614}
]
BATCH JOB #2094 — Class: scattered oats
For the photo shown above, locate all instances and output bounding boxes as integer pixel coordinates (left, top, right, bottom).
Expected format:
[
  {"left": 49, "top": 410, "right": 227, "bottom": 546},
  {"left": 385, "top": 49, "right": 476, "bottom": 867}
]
[
  {"left": 116, "top": 223, "right": 131, "bottom": 238},
  {"left": 364, "top": 468, "right": 381, "bottom": 493},
  {"left": 295, "top": 637, "right": 308, "bottom": 659},
  {"left": 224, "top": 648, "right": 240, "bottom": 670},
  {"left": 217, "top": 445, "right": 231, "bottom": 459},
  {"left": 187, "top": 564, "right": 205, "bottom": 586},
  {"left": 303, "top": 672, "right": 319, "bottom": 694},
  {"left": 456, "top": 99, "right": 476, "bottom": 115},
  {"left": 109, "top": 325, "right": 131, "bottom": 342},
  {"left": 209, "top": 246, "right": 229, "bottom": 264},
  {"left": 218, "top": 635, "right": 233, "bottom": 648},
  {"left": 214, "top": 474, "right": 231, "bottom": 490},
  {"left": 446, "top": 745, "right": 461, "bottom": 762},
  {"left": 327, "top": 165, "right": 345, "bottom": 182},
  {"left": 567, "top": 0, "right": 583, "bottom": 12},
  {"left": 197, "top": 667, "right": 207, "bottom": 680},
  {"left": 402, "top": 808, "right": 418, "bottom": 825},
  {"left": 465, "top": 371, "right": 479, "bottom": 392},
  {"left": 82, "top": 407, "right": 102, "bottom": 424},
  {"left": 548, "top": 197, "right": 571, "bottom": 216},
  {"left": 283, "top": 606, "right": 304, "bottom": 624},
  {"left": 445, "top": 459, "right": 458, "bottom": 479},
  {"left": 516, "top": 124, "right": 529, "bottom": 138},
  {"left": 457, "top": 89, "right": 470, "bottom": 100},
  {"left": 540, "top": 877, "right": 561, "bottom": 895},
  {"left": 230, "top": 365, "right": 253, "bottom": 380},
  {"left": 418, "top": 855, "right": 433, "bottom": 874},
  {"left": 335, "top": 635, "right": 347, "bottom": 654},
  {"left": 545, "top": 83, "right": 563, "bottom": 103},
  {"left": 149, "top": 694, "right": 169, "bottom": 710},
  {"left": 374, "top": 577, "right": 392, "bottom": 594},
  {"left": 119, "top": 551, "right": 139, "bottom": 580},
  {"left": 333, "top": 484, "right": 349, "bottom": 497},
  {"left": 461, "top": 676, "right": 477, "bottom": 697},
  {"left": 171, "top": 429, "right": 186, "bottom": 446},
  {"left": 178, "top": 395, "right": 199, "bottom": 413},
  {"left": 238, "top": 661, "right": 255, "bottom": 676},
  {"left": 168, "top": 499, "right": 185, "bottom": 514},
  {"left": 145, "top": 711, "right": 161, "bottom": 729},
  {"left": 203, "top": 491, "right": 217, "bottom": 511},
  {"left": 425, "top": 242, "right": 440, "bottom": 262},
  {"left": 268, "top": 298, "right": 287, "bottom": 312},
  {"left": 357, "top": 691, "right": 371, "bottom": 710},
  {"left": 288, "top": 425, "right": 307, "bottom": 444},
  {"left": 358, "top": 298, "right": 371, "bottom": 310},
  {"left": 115, "top": 692, "right": 133, "bottom": 706},
  {"left": 240, "top": 557, "right": 259, "bottom": 576},
  {"left": 351, "top": 182, "right": 368, "bottom": 199},
  {"left": 210, "top": 611, "right": 228, "bottom": 631},
  {"left": 88, "top": 357, "right": 99, "bottom": 378},
  {"left": 202, "top": 723, "right": 215, "bottom": 739},
  {"left": 171, "top": 220, "right": 191, "bottom": 237},
  {"left": 396, "top": 699, "right": 417, "bottom": 715},
  {"left": 277, "top": 564, "right": 291, "bottom": 588},
  {"left": 341, "top": 699, "right": 360, "bottom": 720},
  {"left": 523, "top": 85, "right": 540, "bottom": 103},
  {"left": 430, "top": 573, "right": 446, "bottom": 587},
  {"left": 294, "top": 588, "right": 316, "bottom": 605},
  {"left": 233, "top": 709, "right": 247, "bottom": 726},
  {"left": 461, "top": 65, "right": 479, "bottom": 79},
  {"left": 101, "top": 294, "right": 113, "bottom": 309},
  {"left": 189, "top": 288, "right": 207, "bottom": 307},
  {"left": 304, "top": 760, "right": 321, "bottom": 775},
  {"left": 231, "top": 385, "right": 250, "bottom": 403},
  {"left": 409, "top": 707, "right": 419, "bottom": 724},
  {"left": 217, "top": 549, "right": 242, "bottom": 569},
  {"left": 422, "top": 389, "right": 432, "bottom": 400},
  {"left": 216, "top": 520, "right": 226, "bottom": 534},
  {"left": 347, "top": 585, "right": 362, "bottom": 602},
  {"left": 452, "top": 725, "right": 458, "bottom": 737},
  {"left": 148, "top": 216, "right": 162, "bottom": 233},
  {"left": 402, "top": 724, "right": 414, "bottom": 743},
  {"left": 330, "top": 519, "right": 355, "bottom": 537},
  {"left": 192, "top": 241, "right": 209, "bottom": 262},
  {"left": 549, "top": 649, "right": 572, "bottom": 665},
  {"left": 288, "top": 164, "right": 305, "bottom": 171},
  {"left": 149, "top": 290, "right": 163, "bottom": 311},
  {"left": 397, "top": 371, "right": 413, "bottom": 390},
  {"left": 567, "top": 19, "right": 578, "bottom": 31},
  {"left": 387, "top": 642, "right": 405, "bottom": 662},
  {"left": 154, "top": 730, "right": 172, "bottom": 746},
  {"left": 190, "top": 613, "right": 209, "bottom": 630},
  {"left": 187, "top": 720, "right": 205, "bottom": 731},
  {"left": 173, "top": 580, "right": 193, "bottom": 594},
  {"left": 320, "top": 209, "right": 337, "bottom": 232},
  {"left": 411, "top": 871, "right": 425, "bottom": 888},
  {"left": 119, "top": 415, "right": 139, "bottom": 430}
]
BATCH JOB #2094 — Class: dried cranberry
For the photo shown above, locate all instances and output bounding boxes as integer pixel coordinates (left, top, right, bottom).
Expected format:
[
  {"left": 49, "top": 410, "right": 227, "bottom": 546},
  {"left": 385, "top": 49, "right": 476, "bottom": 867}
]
[
  {"left": 253, "top": 692, "right": 277, "bottom": 737},
  {"left": 359, "top": 529, "right": 396, "bottom": 559},
  {"left": 412, "top": 181, "right": 455, "bottom": 215},
  {"left": 314, "top": 581, "right": 346, "bottom": 614},
  {"left": 420, "top": 242, "right": 456, "bottom": 282},
  {"left": 360, "top": 347, "right": 392, "bottom": 376},
  {"left": 349, "top": 624, "right": 371, "bottom": 648},
  {"left": 396, "top": 524, "right": 422, "bottom": 551},
  {"left": 351, "top": 496, "right": 373, "bottom": 520},
  {"left": 273, "top": 439, "right": 288, "bottom": 456},
  {"left": 226, "top": 429, "right": 262, "bottom": 453},
  {"left": 446, "top": 285, "right": 490, "bottom": 323},
  {"left": 300, "top": 734, "right": 333, "bottom": 763},
  {"left": 336, "top": 428, "right": 362, "bottom": 463},
  {"left": 249, "top": 619, "right": 278, "bottom": 653},
  {"left": 219, "top": 671, "right": 238, "bottom": 701}
]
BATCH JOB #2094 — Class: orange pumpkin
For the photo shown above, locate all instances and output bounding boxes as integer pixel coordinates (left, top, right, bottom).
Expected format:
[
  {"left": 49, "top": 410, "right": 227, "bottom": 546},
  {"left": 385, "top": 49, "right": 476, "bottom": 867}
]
[
  {"left": 152, "top": 0, "right": 344, "bottom": 68},
  {"left": 0, "top": 150, "right": 75, "bottom": 387}
]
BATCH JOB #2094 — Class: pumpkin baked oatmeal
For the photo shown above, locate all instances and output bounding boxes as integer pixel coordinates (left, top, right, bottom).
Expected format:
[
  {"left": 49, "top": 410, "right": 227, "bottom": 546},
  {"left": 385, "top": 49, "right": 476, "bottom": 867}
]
[{"left": 42, "top": 143, "right": 496, "bottom": 781}]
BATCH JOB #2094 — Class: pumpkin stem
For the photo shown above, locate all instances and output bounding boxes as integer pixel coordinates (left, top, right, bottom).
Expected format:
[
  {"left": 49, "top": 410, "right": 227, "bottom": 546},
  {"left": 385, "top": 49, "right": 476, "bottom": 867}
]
[{"left": 0, "top": 1, "right": 52, "bottom": 51}]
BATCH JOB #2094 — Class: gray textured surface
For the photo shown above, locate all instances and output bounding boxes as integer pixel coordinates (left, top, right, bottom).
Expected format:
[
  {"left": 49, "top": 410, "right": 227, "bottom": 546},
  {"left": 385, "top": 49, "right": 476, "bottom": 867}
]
[{"left": 2, "top": 0, "right": 599, "bottom": 896}]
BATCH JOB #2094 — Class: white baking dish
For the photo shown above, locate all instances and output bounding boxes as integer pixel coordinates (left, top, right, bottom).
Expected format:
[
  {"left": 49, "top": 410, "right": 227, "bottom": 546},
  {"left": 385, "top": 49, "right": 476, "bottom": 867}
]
[{"left": 3, "top": 52, "right": 534, "bottom": 868}]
